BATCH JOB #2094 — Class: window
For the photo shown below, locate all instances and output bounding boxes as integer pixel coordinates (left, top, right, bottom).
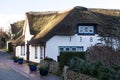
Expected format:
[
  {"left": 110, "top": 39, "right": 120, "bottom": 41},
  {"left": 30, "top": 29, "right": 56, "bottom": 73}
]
[
  {"left": 59, "top": 46, "right": 84, "bottom": 53},
  {"left": 78, "top": 25, "right": 94, "bottom": 35},
  {"left": 77, "top": 47, "right": 84, "bottom": 52},
  {"left": 40, "top": 47, "right": 43, "bottom": 59},
  {"left": 35, "top": 46, "right": 37, "bottom": 59},
  {"left": 72, "top": 47, "right": 76, "bottom": 51},
  {"left": 66, "top": 48, "right": 70, "bottom": 52},
  {"left": 21, "top": 46, "right": 25, "bottom": 56},
  {"left": 60, "top": 48, "right": 64, "bottom": 52}
]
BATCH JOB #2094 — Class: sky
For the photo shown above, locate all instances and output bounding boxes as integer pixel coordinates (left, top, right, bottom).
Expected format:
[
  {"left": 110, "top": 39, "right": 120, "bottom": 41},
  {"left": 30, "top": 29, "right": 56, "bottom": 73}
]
[{"left": 0, "top": 0, "right": 120, "bottom": 31}]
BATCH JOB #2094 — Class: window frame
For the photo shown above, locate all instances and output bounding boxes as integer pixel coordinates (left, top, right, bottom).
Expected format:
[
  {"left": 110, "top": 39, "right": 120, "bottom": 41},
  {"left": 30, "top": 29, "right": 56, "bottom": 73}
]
[
  {"left": 35, "top": 46, "right": 38, "bottom": 59},
  {"left": 59, "top": 46, "right": 84, "bottom": 53},
  {"left": 40, "top": 47, "right": 43, "bottom": 59},
  {"left": 21, "top": 46, "right": 25, "bottom": 56},
  {"left": 77, "top": 24, "right": 95, "bottom": 35}
]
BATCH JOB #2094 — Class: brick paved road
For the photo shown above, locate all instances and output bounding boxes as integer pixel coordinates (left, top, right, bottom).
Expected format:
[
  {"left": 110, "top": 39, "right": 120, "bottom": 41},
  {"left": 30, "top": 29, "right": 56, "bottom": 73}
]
[
  {"left": 0, "top": 50, "right": 61, "bottom": 80},
  {"left": 0, "top": 51, "right": 30, "bottom": 80}
]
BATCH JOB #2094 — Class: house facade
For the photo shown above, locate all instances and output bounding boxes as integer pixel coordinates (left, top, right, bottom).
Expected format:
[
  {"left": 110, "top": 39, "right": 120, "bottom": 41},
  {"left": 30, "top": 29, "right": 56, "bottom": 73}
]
[{"left": 13, "top": 6, "right": 120, "bottom": 63}]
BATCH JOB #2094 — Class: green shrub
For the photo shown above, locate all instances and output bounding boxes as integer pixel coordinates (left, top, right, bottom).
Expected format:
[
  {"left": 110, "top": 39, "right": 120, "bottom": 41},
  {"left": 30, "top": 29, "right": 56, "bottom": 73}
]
[
  {"left": 97, "top": 66, "right": 115, "bottom": 80},
  {"left": 44, "top": 57, "right": 54, "bottom": 62},
  {"left": 69, "top": 57, "right": 104, "bottom": 76},
  {"left": 28, "top": 62, "right": 37, "bottom": 66},
  {"left": 68, "top": 57, "right": 116, "bottom": 79},
  {"left": 111, "top": 65, "right": 120, "bottom": 71},
  {"left": 67, "top": 55, "right": 120, "bottom": 80},
  {"left": 115, "top": 70, "right": 120, "bottom": 80},
  {"left": 69, "top": 57, "right": 90, "bottom": 74},
  {"left": 38, "top": 65, "right": 49, "bottom": 71},
  {"left": 78, "top": 59, "right": 87, "bottom": 73},
  {"left": 89, "top": 61, "right": 102, "bottom": 76},
  {"left": 98, "top": 72, "right": 109, "bottom": 80},
  {"left": 59, "top": 52, "right": 86, "bottom": 70},
  {"left": 10, "top": 56, "right": 19, "bottom": 60},
  {"left": 69, "top": 57, "right": 84, "bottom": 72}
]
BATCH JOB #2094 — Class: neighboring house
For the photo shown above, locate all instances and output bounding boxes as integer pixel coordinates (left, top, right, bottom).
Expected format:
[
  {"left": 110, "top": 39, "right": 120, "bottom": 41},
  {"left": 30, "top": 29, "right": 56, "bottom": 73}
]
[
  {"left": 9, "top": 20, "right": 24, "bottom": 55},
  {"left": 14, "top": 6, "right": 120, "bottom": 63},
  {"left": 10, "top": 20, "right": 25, "bottom": 39}
]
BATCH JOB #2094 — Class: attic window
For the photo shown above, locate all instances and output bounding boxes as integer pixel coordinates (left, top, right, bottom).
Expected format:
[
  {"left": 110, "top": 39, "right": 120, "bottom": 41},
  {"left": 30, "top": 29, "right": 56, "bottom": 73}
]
[{"left": 78, "top": 25, "right": 94, "bottom": 35}]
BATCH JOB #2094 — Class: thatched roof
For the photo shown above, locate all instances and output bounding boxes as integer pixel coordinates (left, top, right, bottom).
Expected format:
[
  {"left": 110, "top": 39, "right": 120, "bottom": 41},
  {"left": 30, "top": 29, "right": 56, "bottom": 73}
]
[
  {"left": 26, "top": 6, "right": 120, "bottom": 45},
  {"left": 27, "top": 7, "right": 98, "bottom": 44},
  {"left": 11, "top": 20, "right": 24, "bottom": 39},
  {"left": 90, "top": 8, "right": 120, "bottom": 37}
]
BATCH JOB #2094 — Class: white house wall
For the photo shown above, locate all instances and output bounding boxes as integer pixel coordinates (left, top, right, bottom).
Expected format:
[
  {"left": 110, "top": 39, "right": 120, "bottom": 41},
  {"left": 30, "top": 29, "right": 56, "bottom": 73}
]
[{"left": 46, "top": 34, "right": 101, "bottom": 61}]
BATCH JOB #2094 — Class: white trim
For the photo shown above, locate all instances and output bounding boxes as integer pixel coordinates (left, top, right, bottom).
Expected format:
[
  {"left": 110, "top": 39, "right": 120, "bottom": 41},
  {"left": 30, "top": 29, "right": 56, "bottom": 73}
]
[{"left": 78, "top": 25, "right": 94, "bottom": 34}]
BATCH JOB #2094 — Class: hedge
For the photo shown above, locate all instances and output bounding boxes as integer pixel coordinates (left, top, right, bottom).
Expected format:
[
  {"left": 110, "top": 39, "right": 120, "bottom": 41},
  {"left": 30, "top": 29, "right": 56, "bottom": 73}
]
[
  {"left": 69, "top": 57, "right": 120, "bottom": 80},
  {"left": 59, "top": 52, "right": 86, "bottom": 70}
]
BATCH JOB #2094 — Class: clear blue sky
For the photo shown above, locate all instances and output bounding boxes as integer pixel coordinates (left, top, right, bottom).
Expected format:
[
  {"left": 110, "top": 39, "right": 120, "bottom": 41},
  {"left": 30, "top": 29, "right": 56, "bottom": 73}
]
[{"left": 0, "top": 0, "right": 120, "bottom": 30}]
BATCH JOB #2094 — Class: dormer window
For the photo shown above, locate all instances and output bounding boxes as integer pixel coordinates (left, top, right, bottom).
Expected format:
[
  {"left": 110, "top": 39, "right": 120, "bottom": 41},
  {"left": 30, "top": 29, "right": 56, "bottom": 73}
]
[{"left": 78, "top": 24, "right": 95, "bottom": 35}]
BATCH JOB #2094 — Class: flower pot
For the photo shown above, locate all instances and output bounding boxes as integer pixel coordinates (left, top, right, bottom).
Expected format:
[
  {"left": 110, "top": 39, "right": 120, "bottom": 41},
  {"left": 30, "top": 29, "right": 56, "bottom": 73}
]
[
  {"left": 18, "top": 59, "right": 23, "bottom": 64},
  {"left": 12, "top": 56, "right": 19, "bottom": 63},
  {"left": 40, "top": 70, "right": 48, "bottom": 76},
  {"left": 13, "top": 59, "right": 18, "bottom": 63},
  {"left": 29, "top": 65, "right": 37, "bottom": 71},
  {"left": 38, "top": 65, "right": 49, "bottom": 76}
]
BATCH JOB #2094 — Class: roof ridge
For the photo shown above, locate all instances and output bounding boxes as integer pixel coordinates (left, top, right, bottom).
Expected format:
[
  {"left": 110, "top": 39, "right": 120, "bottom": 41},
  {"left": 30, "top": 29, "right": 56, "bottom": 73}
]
[
  {"left": 90, "top": 8, "right": 120, "bottom": 11},
  {"left": 26, "top": 11, "right": 58, "bottom": 15},
  {"left": 90, "top": 8, "right": 120, "bottom": 16}
]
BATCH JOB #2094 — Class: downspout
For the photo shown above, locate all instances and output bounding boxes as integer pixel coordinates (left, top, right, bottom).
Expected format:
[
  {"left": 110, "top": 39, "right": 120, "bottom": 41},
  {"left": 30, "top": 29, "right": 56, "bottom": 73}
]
[
  {"left": 43, "top": 43, "right": 46, "bottom": 59},
  {"left": 13, "top": 45, "right": 16, "bottom": 56},
  {"left": 26, "top": 41, "right": 30, "bottom": 62}
]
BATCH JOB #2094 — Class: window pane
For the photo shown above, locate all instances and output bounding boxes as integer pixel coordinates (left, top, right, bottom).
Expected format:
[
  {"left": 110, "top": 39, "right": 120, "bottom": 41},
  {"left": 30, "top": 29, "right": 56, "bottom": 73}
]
[
  {"left": 40, "top": 47, "right": 43, "bottom": 59},
  {"left": 72, "top": 48, "right": 76, "bottom": 51},
  {"left": 35, "top": 47, "right": 37, "bottom": 59},
  {"left": 79, "top": 26, "right": 83, "bottom": 33},
  {"left": 89, "top": 29, "right": 93, "bottom": 32},
  {"left": 77, "top": 47, "right": 83, "bottom": 51},
  {"left": 66, "top": 48, "right": 69, "bottom": 51},
  {"left": 60, "top": 48, "right": 64, "bottom": 52},
  {"left": 84, "top": 26, "right": 88, "bottom": 33},
  {"left": 89, "top": 26, "right": 94, "bottom": 33}
]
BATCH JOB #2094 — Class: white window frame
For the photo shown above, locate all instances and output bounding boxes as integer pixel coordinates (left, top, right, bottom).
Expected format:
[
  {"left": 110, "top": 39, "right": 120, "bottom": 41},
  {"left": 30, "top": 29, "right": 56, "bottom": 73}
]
[
  {"left": 59, "top": 46, "right": 84, "bottom": 53},
  {"left": 35, "top": 46, "right": 38, "bottom": 59},
  {"left": 21, "top": 46, "right": 25, "bottom": 56},
  {"left": 40, "top": 46, "right": 43, "bottom": 59},
  {"left": 78, "top": 25, "right": 94, "bottom": 34}
]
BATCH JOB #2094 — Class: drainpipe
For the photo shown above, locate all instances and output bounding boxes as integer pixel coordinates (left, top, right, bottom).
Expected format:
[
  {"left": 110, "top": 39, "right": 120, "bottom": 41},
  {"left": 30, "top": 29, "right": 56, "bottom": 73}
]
[
  {"left": 13, "top": 45, "right": 16, "bottom": 56},
  {"left": 43, "top": 43, "right": 46, "bottom": 59}
]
